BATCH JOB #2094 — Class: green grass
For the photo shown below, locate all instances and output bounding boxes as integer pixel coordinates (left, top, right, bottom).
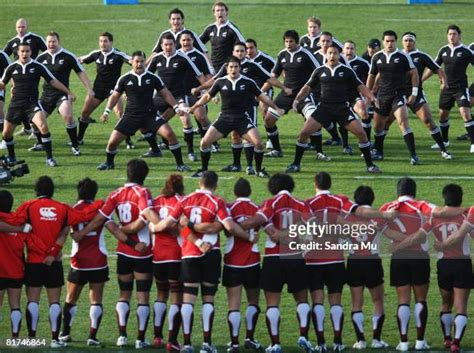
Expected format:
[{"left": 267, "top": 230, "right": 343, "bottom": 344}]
[{"left": 1, "top": 0, "right": 474, "bottom": 351}]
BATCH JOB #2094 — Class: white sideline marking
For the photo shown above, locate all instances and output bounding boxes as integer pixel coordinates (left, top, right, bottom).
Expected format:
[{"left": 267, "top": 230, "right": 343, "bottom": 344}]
[
  {"left": 354, "top": 176, "right": 474, "bottom": 180},
  {"left": 114, "top": 176, "right": 235, "bottom": 180},
  {"left": 385, "top": 19, "right": 474, "bottom": 22},
  {"left": 54, "top": 19, "right": 151, "bottom": 23}
]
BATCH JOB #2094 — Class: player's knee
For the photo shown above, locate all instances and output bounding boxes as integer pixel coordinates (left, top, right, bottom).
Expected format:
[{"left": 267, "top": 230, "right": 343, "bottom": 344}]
[
  {"left": 255, "top": 142, "right": 264, "bottom": 151},
  {"left": 136, "top": 279, "right": 153, "bottom": 292},
  {"left": 170, "top": 281, "right": 183, "bottom": 293},
  {"left": 201, "top": 284, "right": 218, "bottom": 296},
  {"left": 156, "top": 281, "right": 170, "bottom": 292},
  {"left": 183, "top": 285, "right": 199, "bottom": 296},
  {"left": 118, "top": 279, "right": 133, "bottom": 291}
]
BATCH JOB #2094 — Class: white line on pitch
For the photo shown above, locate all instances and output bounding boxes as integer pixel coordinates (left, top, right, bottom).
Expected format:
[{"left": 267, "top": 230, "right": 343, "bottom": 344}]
[
  {"left": 114, "top": 176, "right": 236, "bottom": 180},
  {"left": 384, "top": 19, "right": 474, "bottom": 22},
  {"left": 54, "top": 19, "right": 151, "bottom": 23},
  {"left": 354, "top": 176, "right": 474, "bottom": 180}
]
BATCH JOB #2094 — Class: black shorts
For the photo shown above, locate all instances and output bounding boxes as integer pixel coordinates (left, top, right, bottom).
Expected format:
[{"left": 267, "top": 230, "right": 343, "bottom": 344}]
[
  {"left": 375, "top": 93, "right": 406, "bottom": 117},
  {"left": 114, "top": 111, "right": 167, "bottom": 137},
  {"left": 93, "top": 82, "right": 114, "bottom": 102},
  {"left": 307, "top": 262, "right": 346, "bottom": 294},
  {"left": 212, "top": 112, "right": 255, "bottom": 137},
  {"left": 40, "top": 91, "right": 68, "bottom": 115},
  {"left": 0, "top": 277, "right": 23, "bottom": 290},
  {"left": 390, "top": 257, "right": 430, "bottom": 287},
  {"left": 439, "top": 86, "right": 471, "bottom": 110},
  {"left": 273, "top": 92, "right": 309, "bottom": 115},
  {"left": 154, "top": 93, "right": 187, "bottom": 114},
  {"left": 0, "top": 90, "right": 5, "bottom": 102},
  {"left": 6, "top": 100, "right": 44, "bottom": 125},
  {"left": 153, "top": 262, "right": 181, "bottom": 282},
  {"left": 222, "top": 264, "right": 261, "bottom": 289},
  {"left": 349, "top": 93, "right": 362, "bottom": 108},
  {"left": 312, "top": 102, "right": 358, "bottom": 127},
  {"left": 67, "top": 267, "right": 110, "bottom": 285},
  {"left": 24, "top": 261, "right": 65, "bottom": 288},
  {"left": 346, "top": 257, "right": 384, "bottom": 289},
  {"left": 261, "top": 256, "right": 308, "bottom": 293},
  {"left": 469, "top": 83, "right": 473, "bottom": 100},
  {"left": 437, "top": 259, "right": 472, "bottom": 291},
  {"left": 117, "top": 254, "right": 153, "bottom": 275},
  {"left": 181, "top": 250, "right": 221, "bottom": 284},
  {"left": 246, "top": 105, "right": 258, "bottom": 126},
  {"left": 407, "top": 91, "right": 428, "bottom": 113}
]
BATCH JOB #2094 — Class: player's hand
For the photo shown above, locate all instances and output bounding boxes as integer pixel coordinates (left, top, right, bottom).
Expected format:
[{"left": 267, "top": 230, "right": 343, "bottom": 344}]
[
  {"left": 440, "top": 82, "right": 448, "bottom": 91},
  {"left": 212, "top": 96, "right": 220, "bottom": 104},
  {"left": 22, "top": 223, "right": 33, "bottom": 233},
  {"left": 283, "top": 87, "right": 292, "bottom": 96},
  {"left": 176, "top": 107, "right": 188, "bottom": 116},
  {"left": 191, "top": 88, "right": 199, "bottom": 97},
  {"left": 277, "top": 108, "right": 285, "bottom": 116},
  {"left": 43, "top": 255, "right": 55, "bottom": 266},
  {"left": 199, "top": 241, "right": 212, "bottom": 253},
  {"left": 292, "top": 100, "right": 299, "bottom": 112},
  {"left": 179, "top": 216, "right": 190, "bottom": 228},
  {"left": 100, "top": 114, "right": 109, "bottom": 124},
  {"left": 68, "top": 92, "right": 76, "bottom": 102},
  {"left": 135, "top": 242, "right": 147, "bottom": 253},
  {"left": 71, "top": 230, "right": 83, "bottom": 242},
  {"left": 433, "top": 240, "right": 444, "bottom": 251},
  {"left": 407, "top": 95, "right": 415, "bottom": 105}
]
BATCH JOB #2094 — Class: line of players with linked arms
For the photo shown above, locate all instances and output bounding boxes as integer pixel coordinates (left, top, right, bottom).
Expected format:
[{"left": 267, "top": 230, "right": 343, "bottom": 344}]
[{"left": 0, "top": 158, "right": 473, "bottom": 352}]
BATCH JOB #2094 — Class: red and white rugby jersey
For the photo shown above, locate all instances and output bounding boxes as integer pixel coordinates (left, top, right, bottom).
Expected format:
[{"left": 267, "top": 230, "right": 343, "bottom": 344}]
[
  {"left": 0, "top": 210, "right": 27, "bottom": 279},
  {"left": 100, "top": 183, "right": 153, "bottom": 259},
  {"left": 380, "top": 196, "right": 435, "bottom": 253},
  {"left": 169, "top": 189, "right": 231, "bottom": 259},
  {"left": 224, "top": 197, "right": 260, "bottom": 268},
  {"left": 257, "top": 190, "right": 310, "bottom": 257},
  {"left": 466, "top": 206, "right": 474, "bottom": 227},
  {"left": 151, "top": 194, "right": 183, "bottom": 263},
  {"left": 70, "top": 200, "right": 108, "bottom": 270},
  {"left": 304, "top": 191, "right": 358, "bottom": 265},
  {"left": 422, "top": 213, "right": 470, "bottom": 259},
  {"left": 13, "top": 197, "right": 101, "bottom": 263},
  {"left": 345, "top": 206, "right": 387, "bottom": 258}
]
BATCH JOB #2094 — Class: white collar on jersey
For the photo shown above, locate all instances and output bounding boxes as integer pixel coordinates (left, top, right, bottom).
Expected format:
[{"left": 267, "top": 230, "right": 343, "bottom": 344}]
[
  {"left": 162, "top": 50, "right": 179, "bottom": 59},
  {"left": 179, "top": 48, "right": 195, "bottom": 55},
  {"left": 448, "top": 43, "right": 464, "bottom": 51},
  {"left": 236, "top": 197, "right": 251, "bottom": 202},
  {"left": 398, "top": 195, "right": 415, "bottom": 202},
  {"left": 315, "top": 190, "right": 331, "bottom": 196},
  {"left": 17, "top": 58, "right": 34, "bottom": 67},
  {"left": 17, "top": 31, "right": 32, "bottom": 39},
  {"left": 227, "top": 74, "right": 243, "bottom": 84},
  {"left": 276, "top": 190, "right": 292, "bottom": 196},
  {"left": 196, "top": 189, "right": 213, "bottom": 195},
  {"left": 124, "top": 182, "right": 138, "bottom": 187},
  {"left": 47, "top": 47, "right": 64, "bottom": 57},
  {"left": 215, "top": 20, "right": 230, "bottom": 28},
  {"left": 286, "top": 46, "right": 302, "bottom": 55},
  {"left": 403, "top": 49, "right": 419, "bottom": 55}
]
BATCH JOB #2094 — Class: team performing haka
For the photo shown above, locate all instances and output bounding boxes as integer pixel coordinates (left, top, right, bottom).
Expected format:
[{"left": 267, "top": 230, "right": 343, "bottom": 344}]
[{"left": 2, "top": 167, "right": 474, "bottom": 351}]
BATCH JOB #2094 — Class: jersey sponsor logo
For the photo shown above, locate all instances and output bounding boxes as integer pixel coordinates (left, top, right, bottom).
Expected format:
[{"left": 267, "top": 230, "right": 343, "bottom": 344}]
[
  {"left": 173, "top": 62, "right": 179, "bottom": 68},
  {"left": 222, "top": 32, "right": 227, "bottom": 38},
  {"left": 29, "top": 68, "right": 36, "bottom": 73},
  {"left": 96, "top": 59, "right": 101, "bottom": 63},
  {"left": 59, "top": 59, "right": 65, "bottom": 65},
  {"left": 242, "top": 67, "right": 248, "bottom": 73},
  {"left": 321, "top": 72, "right": 327, "bottom": 77},
  {"left": 377, "top": 59, "right": 382, "bottom": 64},
  {"left": 239, "top": 84, "right": 246, "bottom": 90},
  {"left": 26, "top": 39, "right": 32, "bottom": 44},
  {"left": 281, "top": 58, "right": 287, "bottom": 63},
  {"left": 145, "top": 79, "right": 151, "bottom": 84},
  {"left": 157, "top": 62, "right": 163, "bottom": 67},
  {"left": 397, "top": 100, "right": 404, "bottom": 106},
  {"left": 191, "top": 57, "right": 196, "bottom": 62},
  {"left": 222, "top": 85, "right": 228, "bottom": 90},
  {"left": 12, "top": 43, "right": 18, "bottom": 48},
  {"left": 109, "top": 59, "right": 114, "bottom": 64},
  {"left": 13, "top": 70, "right": 19, "bottom": 75},
  {"left": 420, "top": 97, "right": 425, "bottom": 103},
  {"left": 338, "top": 72, "right": 344, "bottom": 77},
  {"left": 247, "top": 123, "right": 254, "bottom": 128},
  {"left": 442, "top": 52, "right": 448, "bottom": 56},
  {"left": 353, "top": 65, "right": 359, "bottom": 70},
  {"left": 413, "top": 58, "right": 419, "bottom": 62},
  {"left": 39, "top": 207, "right": 57, "bottom": 220},
  {"left": 460, "top": 95, "right": 466, "bottom": 100},
  {"left": 210, "top": 32, "right": 215, "bottom": 37},
  {"left": 296, "top": 56, "right": 302, "bottom": 63},
  {"left": 394, "top": 58, "right": 400, "bottom": 63},
  {"left": 457, "top": 52, "right": 463, "bottom": 57},
  {"left": 42, "top": 60, "right": 48, "bottom": 64},
  {"left": 126, "top": 81, "right": 134, "bottom": 86}
]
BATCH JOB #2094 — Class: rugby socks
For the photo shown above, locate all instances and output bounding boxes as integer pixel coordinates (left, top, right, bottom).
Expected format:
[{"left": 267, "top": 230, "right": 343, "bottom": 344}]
[
  {"left": 464, "top": 119, "right": 474, "bottom": 144},
  {"left": 266, "top": 126, "right": 281, "bottom": 152},
  {"left": 312, "top": 303, "right": 326, "bottom": 345},
  {"left": 23, "top": 120, "right": 32, "bottom": 134},
  {"left": 374, "top": 131, "right": 386, "bottom": 154},
  {"left": 296, "top": 302, "right": 311, "bottom": 339},
  {"left": 359, "top": 141, "right": 373, "bottom": 167},
  {"left": 161, "top": 137, "right": 170, "bottom": 148},
  {"left": 415, "top": 301, "right": 428, "bottom": 340},
  {"left": 168, "top": 304, "right": 181, "bottom": 344},
  {"left": 330, "top": 305, "right": 344, "bottom": 345},
  {"left": 49, "top": 302, "right": 62, "bottom": 340},
  {"left": 202, "top": 302, "right": 215, "bottom": 344},
  {"left": 200, "top": 147, "right": 211, "bottom": 171},
  {"left": 362, "top": 119, "right": 372, "bottom": 142},
  {"left": 397, "top": 304, "right": 410, "bottom": 342},
  {"left": 453, "top": 314, "right": 468, "bottom": 346},
  {"left": 77, "top": 117, "right": 89, "bottom": 142},
  {"left": 430, "top": 127, "right": 446, "bottom": 152},
  {"left": 33, "top": 127, "right": 42, "bottom": 146},
  {"left": 254, "top": 147, "right": 264, "bottom": 173},
  {"left": 183, "top": 127, "right": 194, "bottom": 154},
  {"left": 373, "top": 313, "right": 385, "bottom": 341},
  {"left": 228, "top": 310, "right": 241, "bottom": 345},
  {"left": 311, "top": 130, "right": 323, "bottom": 153},
  {"left": 244, "top": 142, "right": 254, "bottom": 167},
  {"left": 5, "top": 136, "right": 16, "bottom": 159},
  {"left": 293, "top": 140, "right": 308, "bottom": 166},
  {"left": 326, "top": 123, "right": 340, "bottom": 143},
  {"left": 66, "top": 122, "right": 79, "bottom": 148},
  {"left": 106, "top": 148, "right": 118, "bottom": 165},
  {"left": 439, "top": 120, "right": 449, "bottom": 143},
  {"left": 169, "top": 143, "right": 184, "bottom": 166},
  {"left": 338, "top": 124, "right": 349, "bottom": 148},
  {"left": 232, "top": 143, "right": 243, "bottom": 167},
  {"left": 144, "top": 132, "right": 161, "bottom": 153},
  {"left": 181, "top": 303, "right": 194, "bottom": 345},
  {"left": 41, "top": 133, "right": 53, "bottom": 160},
  {"left": 125, "top": 136, "right": 133, "bottom": 147},
  {"left": 11, "top": 309, "right": 22, "bottom": 338},
  {"left": 265, "top": 306, "right": 280, "bottom": 345},
  {"left": 26, "top": 301, "right": 39, "bottom": 337},
  {"left": 153, "top": 301, "right": 167, "bottom": 339},
  {"left": 352, "top": 311, "right": 366, "bottom": 342},
  {"left": 61, "top": 302, "right": 77, "bottom": 336},
  {"left": 137, "top": 304, "right": 150, "bottom": 341},
  {"left": 440, "top": 311, "right": 453, "bottom": 342},
  {"left": 115, "top": 301, "right": 130, "bottom": 337},
  {"left": 245, "top": 304, "right": 260, "bottom": 340},
  {"left": 89, "top": 304, "right": 103, "bottom": 340},
  {"left": 402, "top": 129, "right": 416, "bottom": 156}
]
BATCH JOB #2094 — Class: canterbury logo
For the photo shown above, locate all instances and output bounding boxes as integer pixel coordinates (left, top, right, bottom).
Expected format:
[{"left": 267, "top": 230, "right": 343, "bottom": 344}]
[{"left": 39, "top": 207, "right": 57, "bottom": 220}]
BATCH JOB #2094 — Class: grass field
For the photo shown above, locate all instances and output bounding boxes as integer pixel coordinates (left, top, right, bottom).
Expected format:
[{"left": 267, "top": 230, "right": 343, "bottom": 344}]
[{"left": 1, "top": 0, "right": 474, "bottom": 351}]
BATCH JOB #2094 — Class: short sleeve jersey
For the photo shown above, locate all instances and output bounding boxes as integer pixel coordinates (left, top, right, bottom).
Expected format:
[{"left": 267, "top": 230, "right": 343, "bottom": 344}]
[
  {"left": 250, "top": 51, "right": 276, "bottom": 73},
  {"left": 81, "top": 48, "right": 130, "bottom": 87},
  {"left": 214, "top": 59, "right": 271, "bottom": 88},
  {"left": 347, "top": 56, "right": 370, "bottom": 85},
  {"left": 0, "top": 212, "right": 27, "bottom": 279},
  {"left": 4, "top": 32, "right": 47, "bottom": 60},
  {"left": 435, "top": 44, "right": 473, "bottom": 88},
  {"left": 153, "top": 28, "right": 207, "bottom": 54},
  {"left": 179, "top": 48, "right": 214, "bottom": 94},
  {"left": 404, "top": 50, "right": 440, "bottom": 94}
]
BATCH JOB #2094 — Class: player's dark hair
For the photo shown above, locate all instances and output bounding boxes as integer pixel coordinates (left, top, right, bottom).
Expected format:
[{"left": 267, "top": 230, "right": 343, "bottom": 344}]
[
  {"left": 227, "top": 55, "right": 241, "bottom": 66},
  {"left": 268, "top": 173, "right": 295, "bottom": 195},
  {"left": 233, "top": 41, "right": 246, "bottom": 49},
  {"left": 180, "top": 30, "right": 193, "bottom": 38},
  {"left": 447, "top": 24, "right": 461, "bottom": 34},
  {"left": 283, "top": 30, "right": 299, "bottom": 43},
  {"left": 169, "top": 8, "right": 184, "bottom": 20},
  {"left": 18, "top": 42, "right": 31, "bottom": 49},
  {"left": 162, "top": 33, "right": 176, "bottom": 43},
  {"left": 320, "top": 31, "right": 333, "bottom": 38},
  {"left": 35, "top": 176, "right": 54, "bottom": 198},
  {"left": 245, "top": 38, "right": 257, "bottom": 47},
  {"left": 212, "top": 1, "right": 229, "bottom": 12},
  {"left": 328, "top": 44, "right": 340, "bottom": 51},
  {"left": 100, "top": 32, "right": 113, "bottom": 42},
  {"left": 127, "top": 159, "right": 149, "bottom": 185},
  {"left": 354, "top": 186, "right": 375, "bottom": 206},
  {"left": 314, "top": 172, "right": 331, "bottom": 190},
  {"left": 396, "top": 177, "right": 416, "bottom": 197},
  {"left": 344, "top": 40, "right": 356, "bottom": 47},
  {"left": 77, "top": 177, "right": 98, "bottom": 201},
  {"left": 201, "top": 171, "right": 219, "bottom": 190},
  {"left": 46, "top": 31, "right": 60, "bottom": 40},
  {"left": 442, "top": 184, "right": 463, "bottom": 207},
  {"left": 234, "top": 178, "right": 251, "bottom": 198},
  {"left": 402, "top": 31, "right": 416, "bottom": 39},
  {"left": 0, "top": 190, "right": 14, "bottom": 213},
  {"left": 131, "top": 50, "right": 146, "bottom": 59},
  {"left": 161, "top": 174, "right": 184, "bottom": 197},
  {"left": 383, "top": 30, "right": 398, "bottom": 40}
]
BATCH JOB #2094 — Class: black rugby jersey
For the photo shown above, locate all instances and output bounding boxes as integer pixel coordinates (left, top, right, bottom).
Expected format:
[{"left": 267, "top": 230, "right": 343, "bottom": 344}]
[
  {"left": 81, "top": 48, "right": 130, "bottom": 87},
  {"left": 435, "top": 44, "right": 473, "bottom": 88},
  {"left": 152, "top": 28, "right": 207, "bottom": 54},
  {"left": 4, "top": 32, "right": 46, "bottom": 60},
  {"left": 37, "top": 48, "right": 84, "bottom": 92}
]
